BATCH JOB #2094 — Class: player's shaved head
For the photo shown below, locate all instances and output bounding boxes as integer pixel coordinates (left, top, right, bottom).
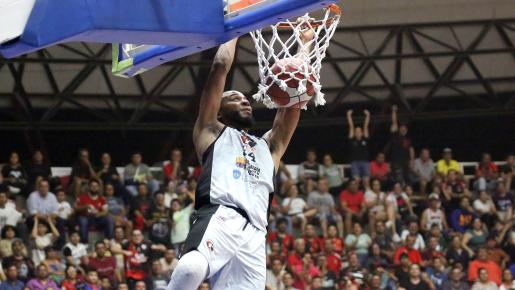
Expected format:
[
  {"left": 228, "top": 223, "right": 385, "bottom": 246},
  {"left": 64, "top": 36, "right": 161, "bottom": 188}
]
[{"left": 222, "top": 90, "right": 244, "bottom": 99}]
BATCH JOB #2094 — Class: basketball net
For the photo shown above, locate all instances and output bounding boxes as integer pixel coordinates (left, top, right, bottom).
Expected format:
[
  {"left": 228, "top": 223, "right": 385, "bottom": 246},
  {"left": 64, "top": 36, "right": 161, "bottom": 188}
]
[{"left": 250, "top": 4, "right": 341, "bottom": 109}]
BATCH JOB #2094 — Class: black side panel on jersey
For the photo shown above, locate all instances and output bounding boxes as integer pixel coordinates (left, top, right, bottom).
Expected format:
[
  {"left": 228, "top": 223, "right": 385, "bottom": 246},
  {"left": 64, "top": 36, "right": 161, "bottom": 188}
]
[{"left": 195, "top": 127, "right": 227, "bottom": 210}]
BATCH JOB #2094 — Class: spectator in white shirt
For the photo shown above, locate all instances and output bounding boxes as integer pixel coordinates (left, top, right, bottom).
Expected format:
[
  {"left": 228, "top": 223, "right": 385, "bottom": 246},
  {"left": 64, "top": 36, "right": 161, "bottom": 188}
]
[
  {"left": 298, "top": 149, "right": 322, "bottom": 185},
  {"left": 500, "top": 269, "right": 515, "bottom": 290},
  {"left": 471, "top": 268, "right": 499, "bottom": 290},
  {"left": 401, "top": 221, "right": 426, "bottom": 250},
  {"left": 26, "top": 180, "right": 58, "bottom": 221},
  {"left": 0, "top": 191, "right": 23, "bottom": 234},
  {"left": 473, "top": 191, "right": 497, "bottom": 228},
  {"left": 281, "top": 185, "right": 317, "bottom": 235},
  {"left": 266, "top": 258, "right": 285, "bottom": 290},
  {"left": 62, "top": 231, "right": 88, "bottom": 266},
  {"left": 159, "top": 249, "right": 178, "bottom": 278},
  {"left": 365, "top": 179, "right": 387, "bottom": 235},
  {"left": 56, "top": 189, "right": 72, "bottom": 221}
]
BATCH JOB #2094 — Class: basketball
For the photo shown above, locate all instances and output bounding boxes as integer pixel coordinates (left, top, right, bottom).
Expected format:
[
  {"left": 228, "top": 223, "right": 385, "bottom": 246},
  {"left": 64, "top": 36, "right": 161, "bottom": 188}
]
[{"left": 265, "top": 57, "right": 316, "bottom": 107}]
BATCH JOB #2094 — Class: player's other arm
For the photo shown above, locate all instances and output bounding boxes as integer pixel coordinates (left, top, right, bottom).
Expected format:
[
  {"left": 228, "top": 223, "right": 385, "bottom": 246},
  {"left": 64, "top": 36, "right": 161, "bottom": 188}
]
[
  {"left": 264, "top": 108, "right": 302, "bottom": 169},
  {"left": 193, "top": 39, "right": 238, "bottom": 162}
]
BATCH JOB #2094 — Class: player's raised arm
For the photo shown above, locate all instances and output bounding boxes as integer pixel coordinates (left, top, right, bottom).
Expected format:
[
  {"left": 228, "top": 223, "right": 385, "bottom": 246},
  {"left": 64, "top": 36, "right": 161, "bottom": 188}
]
[
  {"left": 193, "top": 38, "right": 238, "bottom": 162},
  {"left": 264, "top": 107, "right": 302, "bottom": 169}
]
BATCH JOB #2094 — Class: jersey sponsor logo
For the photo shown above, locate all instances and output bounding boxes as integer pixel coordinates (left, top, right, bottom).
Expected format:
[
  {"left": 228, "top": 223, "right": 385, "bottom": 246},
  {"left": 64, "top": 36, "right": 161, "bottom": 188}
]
[
  {"left": 240, "top": 135, "right": 257, "bottom": 148},
  {"left": 247, "top": 164, "right": 261, "bottom": 179},
  {"left": 233, "top": 169, "right": 241, "bottom": 179},
  {"left": 206, "top": 240, "right": 214, "bottom": 252},
  {"left": 235, "top": 156, "right": 247, "bottom": 169}
]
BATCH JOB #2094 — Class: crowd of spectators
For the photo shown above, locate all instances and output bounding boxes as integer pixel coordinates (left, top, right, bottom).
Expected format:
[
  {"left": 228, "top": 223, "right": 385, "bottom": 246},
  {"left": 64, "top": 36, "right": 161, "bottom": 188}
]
[
  {"left": 267, "top": 106, "right": 515, "bottom": 290},
  {"left": 0, "top": 106, "right": 513, "bottom": 290},
  {"left": 0, "top": 148, "right": 191, "bottom": 290}
]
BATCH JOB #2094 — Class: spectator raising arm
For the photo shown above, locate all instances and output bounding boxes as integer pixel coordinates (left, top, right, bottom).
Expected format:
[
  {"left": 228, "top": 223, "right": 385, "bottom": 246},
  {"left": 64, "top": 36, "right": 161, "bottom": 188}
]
[
  {"left": 391, "top": 105, "right": 399, "bottom": 133},
  {"left": 347, "top": 110, "right": 355, "bottom": 139},
  {"left": 363, "top": 109, "right": 370, "bottom": 138}
]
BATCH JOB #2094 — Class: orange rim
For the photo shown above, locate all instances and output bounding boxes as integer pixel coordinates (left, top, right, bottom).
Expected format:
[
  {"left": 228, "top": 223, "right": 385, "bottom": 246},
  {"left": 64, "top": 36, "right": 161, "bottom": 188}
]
[{"left": 276, "top": 4, "right": 342, "bottom": 29}]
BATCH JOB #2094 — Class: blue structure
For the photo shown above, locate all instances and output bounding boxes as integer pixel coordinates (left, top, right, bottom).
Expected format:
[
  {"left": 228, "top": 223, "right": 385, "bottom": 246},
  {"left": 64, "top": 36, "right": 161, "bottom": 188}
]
[{"left": 0, "top": 0, "right": 337, "bottom": 77}]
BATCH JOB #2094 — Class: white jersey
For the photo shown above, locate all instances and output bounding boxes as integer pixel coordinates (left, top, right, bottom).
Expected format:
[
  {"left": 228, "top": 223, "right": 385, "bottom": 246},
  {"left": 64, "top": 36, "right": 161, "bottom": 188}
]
[
  {"left": 425, "top": 208, "right": 444, "bottom": 230},
  {"left": 196, "top": 127, "right": 275, "bottom": 231}
]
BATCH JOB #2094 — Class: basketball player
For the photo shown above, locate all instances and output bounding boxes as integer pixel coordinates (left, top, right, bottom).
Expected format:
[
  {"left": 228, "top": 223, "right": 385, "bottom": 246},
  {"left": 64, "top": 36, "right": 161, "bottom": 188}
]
[{"left": 167, "top": 32, "right": 313, "bottom": 289}]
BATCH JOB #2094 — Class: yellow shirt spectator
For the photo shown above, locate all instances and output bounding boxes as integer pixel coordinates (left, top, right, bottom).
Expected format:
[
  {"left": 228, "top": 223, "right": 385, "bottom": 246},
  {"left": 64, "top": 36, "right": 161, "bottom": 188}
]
[{"left": 436, "top": 159, "right": 461, "bottom": 176}]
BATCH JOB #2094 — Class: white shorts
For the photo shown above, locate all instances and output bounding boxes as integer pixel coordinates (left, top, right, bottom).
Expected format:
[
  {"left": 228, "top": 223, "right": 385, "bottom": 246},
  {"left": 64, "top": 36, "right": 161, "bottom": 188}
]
[{"left": 182, "top": 204, "right": 266, "bottom": 290}]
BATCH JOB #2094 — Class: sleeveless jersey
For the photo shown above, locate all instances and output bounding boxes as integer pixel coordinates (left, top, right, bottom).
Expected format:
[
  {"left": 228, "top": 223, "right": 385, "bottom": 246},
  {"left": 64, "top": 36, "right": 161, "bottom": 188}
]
[
  {"left": 426, "top": 208, "right": 444, "bottom": 230},
  {"left": 196, "top": 127, "right": 275, "bottom": 231}
]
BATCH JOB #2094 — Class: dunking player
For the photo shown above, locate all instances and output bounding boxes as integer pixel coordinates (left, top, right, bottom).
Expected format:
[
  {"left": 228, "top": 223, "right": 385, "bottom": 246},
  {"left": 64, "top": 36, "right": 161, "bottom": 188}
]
[{"left": 167, "top": 32, "right": 314, "bottom": 289}]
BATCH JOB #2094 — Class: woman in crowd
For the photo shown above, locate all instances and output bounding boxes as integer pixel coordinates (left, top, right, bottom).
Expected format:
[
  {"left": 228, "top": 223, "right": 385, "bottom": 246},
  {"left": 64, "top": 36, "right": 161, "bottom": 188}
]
[{"left": 462, "top": 217, "right": 489, "bottom": 257}]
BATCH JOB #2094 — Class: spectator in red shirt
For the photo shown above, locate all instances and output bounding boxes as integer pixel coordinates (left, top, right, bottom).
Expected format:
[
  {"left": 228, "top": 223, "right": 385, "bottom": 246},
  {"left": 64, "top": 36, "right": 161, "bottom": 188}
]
[
  {"left": 394, "top": 235, "right": 422, "bottom": 265},
  {"left": 75, "top": 179, "right": 114, "bottom": 243},
  {"left": 468, "top": 247, "right": 502, "bottom": 285},
  {"left": 324, "top": 225, "right": 344, "bottom": 253},
  {"left": 291, "top": 252, "right": 320, "bottom": 290},
  {"left": 287, "top": 238, "right": 305, "bottom": 275},
  {"left": 339, "top": 179, "right": 366, "bottom": 235},
  {"left": 370, "top": 152, "right": 390, "bottom": 184},
  {"left": 304, "top": 224, "right": 323, "bottom": 254},
  {"left": 129, "top": 184, "right": 153, "bottom": 231},
  {"left": 118, "top": 230, "right": 166, "bottom": 290},
  {"left": 162, "top": 148, "right": 188, "bottom": 184},
  {"left": 88, "top": 241, "right": 119, "bottom": 282},
  {"left": 268, "top": 218, "right": 294, "bottom": 256},
  {"left": 474, "top": 153, "right": 499, "bottom": 192},
  {"left": 61, "top": 265, "right": 80, "bottom": 290},
  {"left": 323, "top": 239, "right": 342, "bottom": 275}
]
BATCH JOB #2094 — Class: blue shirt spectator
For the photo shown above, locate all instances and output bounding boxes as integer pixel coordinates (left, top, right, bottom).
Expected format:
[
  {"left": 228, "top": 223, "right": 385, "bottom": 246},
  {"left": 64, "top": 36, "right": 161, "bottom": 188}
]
[
  {"left": 450, "top": 198, "right": 476, "bottom": 233},
  {"left": 1, "top": 264, "right": 25, "bottom": 290},
  {"left": 26, "top": 180, "right": 59, "bottom": 218}
]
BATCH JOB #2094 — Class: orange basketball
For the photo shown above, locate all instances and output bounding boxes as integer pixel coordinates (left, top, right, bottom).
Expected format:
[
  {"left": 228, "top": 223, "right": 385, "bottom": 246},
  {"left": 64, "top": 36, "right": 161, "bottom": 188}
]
[{"left": 265, "top": 58, "right": 316, "bottom": 107}]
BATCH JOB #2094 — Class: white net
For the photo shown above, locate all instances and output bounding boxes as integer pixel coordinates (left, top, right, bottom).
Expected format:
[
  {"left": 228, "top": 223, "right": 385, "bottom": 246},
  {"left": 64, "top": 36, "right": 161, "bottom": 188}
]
[{"left": 250, "top": 5, "right": 341, "bottom": 109}]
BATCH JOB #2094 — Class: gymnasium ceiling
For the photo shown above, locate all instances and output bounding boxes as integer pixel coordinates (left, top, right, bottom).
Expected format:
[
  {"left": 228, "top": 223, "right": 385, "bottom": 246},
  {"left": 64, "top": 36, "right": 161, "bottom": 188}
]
[{"left": 0, "top": 0, "right": 515, "bottom": 130}]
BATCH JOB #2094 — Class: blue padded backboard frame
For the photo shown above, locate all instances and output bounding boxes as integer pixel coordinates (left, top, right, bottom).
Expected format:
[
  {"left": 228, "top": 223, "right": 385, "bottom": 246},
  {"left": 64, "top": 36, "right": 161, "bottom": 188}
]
[
  {"left": 0, "top": 0, "right": 225, "bottom": 58},
  {"left": 0, "top": 0, "right": 337, "bottom": 77}
]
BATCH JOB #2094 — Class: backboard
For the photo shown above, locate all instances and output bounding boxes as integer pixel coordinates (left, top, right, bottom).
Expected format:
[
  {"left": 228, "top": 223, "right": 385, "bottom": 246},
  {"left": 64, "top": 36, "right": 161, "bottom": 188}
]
[
  {"left": 0, "top": 0, "right": 337, "bottom": 77},
  {"left": 112, "top": 0, "right": 337, "bottom": 77}
]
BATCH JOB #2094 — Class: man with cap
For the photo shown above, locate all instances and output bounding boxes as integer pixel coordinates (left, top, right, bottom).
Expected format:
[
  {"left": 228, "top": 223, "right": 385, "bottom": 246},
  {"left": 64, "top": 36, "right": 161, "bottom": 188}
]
[
  {"left": 420, "top": 193, "right": 448, "bottom": 233},
  {"left": 436, "top": 148, "right": 462, "bottom": 178}
]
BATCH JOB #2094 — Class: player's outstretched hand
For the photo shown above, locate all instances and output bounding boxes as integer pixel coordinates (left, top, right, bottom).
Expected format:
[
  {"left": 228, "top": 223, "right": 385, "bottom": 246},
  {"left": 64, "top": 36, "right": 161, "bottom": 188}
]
[{"left": 296, "top": 16, "right": 316, "bottom": 42}]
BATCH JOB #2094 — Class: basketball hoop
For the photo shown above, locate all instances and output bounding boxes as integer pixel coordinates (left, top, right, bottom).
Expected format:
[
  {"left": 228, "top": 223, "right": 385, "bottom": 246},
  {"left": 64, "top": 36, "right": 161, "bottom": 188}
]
[{"left": 250, "top": 4, "right": 341, "bottom": 109}]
